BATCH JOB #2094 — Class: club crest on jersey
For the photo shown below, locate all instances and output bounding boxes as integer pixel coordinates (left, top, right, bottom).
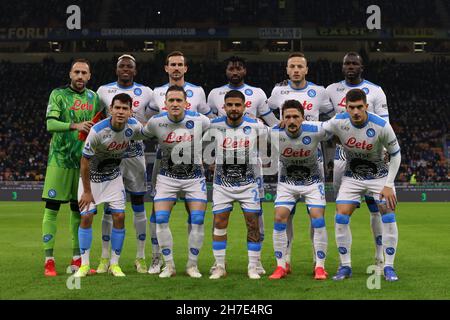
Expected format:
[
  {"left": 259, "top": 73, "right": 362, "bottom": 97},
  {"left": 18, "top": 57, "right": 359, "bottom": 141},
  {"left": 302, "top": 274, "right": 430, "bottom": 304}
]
[
  {"left": 366, "top": 128, "right": 376, "bottom": 137},
  {"left": 87, "top": 91, "right": 93, "bottom": 99},
  {"left": 48, "top": 189, "right": 57, "bottom": 198},
  {"left": 244, "top": 89, "right": 253, "bottom": 96},
  {"left": 186, "top": 89, "right": 193, "bottom": 98},
  {"left": 134, "top": 88, "right": 142, "bottom": 96},
  {"left": 302, "top": 136, "right": 311, "bottom": 145},
  {"left": 185, "top": 120, "right": 194, "bottom": 129},
  {"left": 125, "top": 128, "right": 133, "bottom": 137},
  {"left": 243, "top": 126, "right": 252, "bottom": 135},
  {"left": 307, "top": 89, "right": 316, "bottom": 98},
  {"left": 362, "top": 87, "right": 369, "bottom": 94}
]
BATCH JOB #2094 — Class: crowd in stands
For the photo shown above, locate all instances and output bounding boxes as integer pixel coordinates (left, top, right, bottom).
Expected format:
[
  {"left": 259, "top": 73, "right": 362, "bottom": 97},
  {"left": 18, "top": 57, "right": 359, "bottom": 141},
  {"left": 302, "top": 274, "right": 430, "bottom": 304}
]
[
  {"left": 0, "top": 0, "right": 446, "bottom": 29},
  {"left": 0, "top": 57, "right": 448, "bottom": 183}
]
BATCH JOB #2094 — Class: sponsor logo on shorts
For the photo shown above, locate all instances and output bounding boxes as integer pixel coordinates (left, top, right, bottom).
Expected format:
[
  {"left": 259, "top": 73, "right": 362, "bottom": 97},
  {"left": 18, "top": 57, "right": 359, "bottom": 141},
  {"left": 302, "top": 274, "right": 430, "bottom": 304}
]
[
  {"left": 307, "top": 89, "right": 316, "bottom": 97},
  {"left": 186, "top": 89, "right": 193, "bottom": 98},
  {"left": 125, "top": 128, "right": 133, "bottom": 137},
  {"left": 48, "top": 189, "right": 57, "bottom": 198},
  {"left": 185, "top": 120, "right": 194, "bottom": 129},
  {"left": 366, "top": 128, "right": 376, "bottom": 137},
  {"left": 302, "top": 136, "right": 311, "bottom": 145},
  {"left": 244, "top": 89, "right": 253, "bottom": 96},
  {"left": 134, "top": 88, "right": 142, "bottom": 96}
]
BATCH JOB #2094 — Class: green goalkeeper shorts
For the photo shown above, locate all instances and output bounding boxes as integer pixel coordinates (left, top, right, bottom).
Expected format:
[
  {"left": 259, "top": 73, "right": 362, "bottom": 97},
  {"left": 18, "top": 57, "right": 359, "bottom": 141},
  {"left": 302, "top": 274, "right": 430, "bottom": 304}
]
[{"left": 42, "top": 165, "right": 80, "bottom": 202}]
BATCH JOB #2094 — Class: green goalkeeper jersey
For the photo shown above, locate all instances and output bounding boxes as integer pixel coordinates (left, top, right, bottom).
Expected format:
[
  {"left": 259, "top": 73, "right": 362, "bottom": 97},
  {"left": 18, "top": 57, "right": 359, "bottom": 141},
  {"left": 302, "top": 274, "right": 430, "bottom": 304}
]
[{"left": 46, "top": 85, "right": 101, "bottom": 169}]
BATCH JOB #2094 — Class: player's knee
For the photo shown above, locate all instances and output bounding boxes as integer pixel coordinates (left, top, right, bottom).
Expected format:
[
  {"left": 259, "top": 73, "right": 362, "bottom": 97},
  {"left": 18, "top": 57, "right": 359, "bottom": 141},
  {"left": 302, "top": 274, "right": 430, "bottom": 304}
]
[
  {"left": 381, "top": 213, "right": 396, "bottom": 223},
  {"left": 130, "top": 194, "right": 144, "bottom": 206},
  {"left": 190, "top": 210, "right": 205, "bottom": 225},
  {"left": 274, "top": 214, "right": 288, "bottom": 224},
  {"left": 155, "top": 210, "right": 170, "bottom": 224},
  {"left": 311, "top": 217, "right": 326, "bottom": 228},
  {"left": 112, "top": 213, "right": 125, "bottom": 226},
  {"left": 335, "top": 213, "right": 350, "bottom": 225},
  {"left": 45, "top": 201, "right": 61, "bottom": 211},
  {"left": 69, "top": 201, "right": 79, "bottom": 213}
]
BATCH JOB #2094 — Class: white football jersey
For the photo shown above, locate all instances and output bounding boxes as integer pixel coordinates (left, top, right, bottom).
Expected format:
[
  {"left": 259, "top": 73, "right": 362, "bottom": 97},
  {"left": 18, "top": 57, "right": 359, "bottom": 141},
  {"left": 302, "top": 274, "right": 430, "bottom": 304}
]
[
  {"left": 149, "top": 82, "right": 212, "bottom": 116},
  {"left": 271, "top": 121, "right": 330, "bottom": 185},
  {"left": 326, "top": 80, "right": 389, "bottom": 120},
  {"left": 140, "top": 110, "right": 210, "bottom": 180},
  {"left": 82, "top": 117, "right": 143, "bottom": 183},
  {"left": 207, "top": 83, "right": 273, "bottom": 119},
  {"left": 205, "top": 116, "right": 267, "bottom": 187},
  {"left": 267, "top": 81, "right": 334, "bottom": 121},
  {"left": 322, "top": 112, "right": 400, "bottom": 181}
]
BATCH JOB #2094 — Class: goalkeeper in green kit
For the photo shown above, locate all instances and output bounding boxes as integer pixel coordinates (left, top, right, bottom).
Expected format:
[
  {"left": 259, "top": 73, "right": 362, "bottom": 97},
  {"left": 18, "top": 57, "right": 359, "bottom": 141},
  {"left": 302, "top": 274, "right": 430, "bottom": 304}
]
[{"left": 42, "top": 59, "right": 102, "bottom": 276}]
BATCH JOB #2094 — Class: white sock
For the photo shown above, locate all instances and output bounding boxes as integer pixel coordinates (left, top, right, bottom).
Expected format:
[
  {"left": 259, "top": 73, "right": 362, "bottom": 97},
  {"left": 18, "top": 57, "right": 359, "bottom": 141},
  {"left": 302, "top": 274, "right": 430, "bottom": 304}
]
[
  {"left": 248, "top": 249, "right": 261, "bottom": 268},
  {"left": 313, "top": 227, "right": 328, "bottom": 268},
  {"left": 286, "top": 214, "right": 294, "bottom": 263},
  {"left": 335, "top": 214, "right": 352, "bottom": 267},
  {"left": 156, "top": 223, "right": 174, "bottom": 264},
  {"left": 273, "top": 223, "right": 287, "bottom": 267},
  {"left": 212, "top": 241, "right": 227, "bottom": 268},
  {"left": 381, "top": 213, "right": 398, "bottom": 267},
  {"left": 188, "top": 224, "right": 204, "bottom": 265},
  {"left": 133, "top": 211, "right": 147, "bottom": 259},
  {"left": 110, "top": 251, "right": 120, "bottom": 265},
  {"left": 310, "top": 222, "right": 316, "bottom": 263},
  {"left": 81, "top": 249, "right": 90, "bottom": 266},
  {"left": 370, "top": 212, "right": 384, "bottom": 261},
  {"left": 149, "top": 216, "right": 160, "bottom": 258},
  {"left": 101, "top": 213, "right": 113, "bottom": 259}
]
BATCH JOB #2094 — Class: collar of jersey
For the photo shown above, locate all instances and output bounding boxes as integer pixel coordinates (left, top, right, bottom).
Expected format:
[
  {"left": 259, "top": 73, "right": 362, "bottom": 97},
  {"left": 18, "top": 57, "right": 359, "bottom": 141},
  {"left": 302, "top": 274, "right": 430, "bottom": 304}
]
[
  {"left": 226, "top": 83, "right": 246, "bottom": 90},
  {"left": 67, "top": 84, "right": 86, "bottom": 95},
  {"left": 288, "top": 80, "right": 309, "bottom": 91},
  {"left": 344, "top": 79, "right": 365, "bottom": 87},
  {"left": 115, "top": 82, "right": 135, "bottom": 90},
  {"left": 167, "top": 112, "right": 185, "bottom": 123},
  {"left": 109, "top": 118, "right": 125, "bottom": 132}
]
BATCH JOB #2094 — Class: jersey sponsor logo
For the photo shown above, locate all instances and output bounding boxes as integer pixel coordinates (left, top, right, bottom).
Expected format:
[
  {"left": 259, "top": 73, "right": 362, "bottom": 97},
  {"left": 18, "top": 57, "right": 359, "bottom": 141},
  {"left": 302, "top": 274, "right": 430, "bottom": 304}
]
[
  {"left": 133, "top": 100, "right": 140, "bottom": 108},
  {"left": 158, "top": 123, "right": 168, "bottom": 127},
  {"left": 307, "top": 89, "right": 316, "bottom": 98},
  {"left": 338, "top": 97, "right": 347, "bottom": 108},
  {"left": 69, "top": 99, "right": 94, "bottom": 111},
  {"left": 244, "top": 89, "right": 253, "bottom": 96},
  {"left": 302, "top": 136, "right": 312, "bottom": 145},
  {"left": 344, "top": 137, "right": 373, "bottom": 150},
  {"left": 280, "top": 90, "right": 290, "bottom": 95},
  {"left": 362, "top": 87, "right": 369, "bottom": 94},
  {"left": 222, "top": 137, "right": 250, "bottom": 149},
  {"left": 185, "top": 120, "right": 194, "bottom": 129},
  {"left": 48, "top": 189, "right": 57, "bottom": 198},
  {"left": 186, "top": 89, "right": 193, "bottom": 98},
  {"left": 108, "top": 89, "right": 117, "bottom": 94},
  {"left": 134, "top": 88, "right": 142, "bottom": 96},
  {"left": 125, "top": 128, "right": 133, "bottom": 137},
  {"left": 245, "top": 101, "right": 252, "bottom": 108},
  {"left": 301, "top": 100, "right": 313, "bottom": 111},
  {"left": 366, "top": 128, "right": 376, "bottom": 137},
  {"left": 243, "top": 126, "right": 252, "bottom": 135},
  {"left": 337, "top": 87, "right": 345, "bottom": 92},
  {"left": 281, "top": 147, "right": 311, "bottom": 157},
  {"left": 163, "top": 132, "right": 193, "bottom": 143},
  {"left": 106, "top": 140, "right": 130, "bottom": 151}
]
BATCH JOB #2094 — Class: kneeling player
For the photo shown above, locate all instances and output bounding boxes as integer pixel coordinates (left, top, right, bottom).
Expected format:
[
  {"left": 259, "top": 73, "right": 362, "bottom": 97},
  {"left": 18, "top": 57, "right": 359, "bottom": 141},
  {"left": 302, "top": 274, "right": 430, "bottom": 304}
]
[
  {"left": 75, "top": 93, "right": 142, "bottom": 277},
  {"left": 269, "top": 100, "right": 330, "bottom": 280},
  {"left": 323, "top": 89, "right": 401, "bottom": 282},
  {"left": 206, "top": 90, "right": 266, "bottom": 280}
]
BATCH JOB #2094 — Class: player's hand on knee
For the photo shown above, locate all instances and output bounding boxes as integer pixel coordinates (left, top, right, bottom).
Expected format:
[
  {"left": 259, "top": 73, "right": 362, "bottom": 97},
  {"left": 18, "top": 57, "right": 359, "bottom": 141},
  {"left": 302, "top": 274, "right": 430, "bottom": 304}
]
[
  {"left": 380, "top": 186, "right": 397, "bottom": 211},
  {"left": 79, "top": 192, "right": 94, "bottom": 212}
]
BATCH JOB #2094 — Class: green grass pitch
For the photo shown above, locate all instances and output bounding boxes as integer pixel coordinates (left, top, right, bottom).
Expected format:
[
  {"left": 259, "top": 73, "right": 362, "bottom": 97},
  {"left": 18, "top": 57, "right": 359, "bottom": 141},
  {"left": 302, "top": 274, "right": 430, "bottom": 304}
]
[{"left": 0, "top": 201, "right": 449, "bottom": 300}]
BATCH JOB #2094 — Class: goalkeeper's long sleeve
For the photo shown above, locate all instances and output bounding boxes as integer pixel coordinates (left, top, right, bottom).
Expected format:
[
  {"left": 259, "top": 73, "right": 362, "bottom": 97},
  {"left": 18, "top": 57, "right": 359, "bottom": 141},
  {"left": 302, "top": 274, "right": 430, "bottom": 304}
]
[{"left": 46, "top": 118, "right": 71, "bottom": 132}]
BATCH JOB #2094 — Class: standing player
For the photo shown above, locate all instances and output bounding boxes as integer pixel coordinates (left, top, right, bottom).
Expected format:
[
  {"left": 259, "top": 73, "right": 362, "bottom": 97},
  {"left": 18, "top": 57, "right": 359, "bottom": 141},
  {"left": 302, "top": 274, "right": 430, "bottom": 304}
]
[
  {"left": 268, "top": 100, "right": 330, "bottom": 280},
  {"left": 206, "top": 90, "right": 266, "bottom": 280},
  {"left": 207, "top": 56, "right": 278, "bottom": 275},
  {"left": 75, "top": 93, "right": 142, "bottom": 277},
  {"left": 147, "top": 51, "right": 214, "bottom": 275},
  {"left": 326, "top": 52, "right": 389, "bottom": 268},
  {"left": 322, "top": 89, "right": 400, "bottom": 281},
  {"left": 96, "top": 54, "right": 154, "bottom": 274},
  {"left": 266, "top": 52, "right": 334, "bottom": 274},
  {"left": 140, "top": 85, "right": 210, "bottom": 278},
  {"left": 42, "top": 59, "right": 101, "bottom": 276}
]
